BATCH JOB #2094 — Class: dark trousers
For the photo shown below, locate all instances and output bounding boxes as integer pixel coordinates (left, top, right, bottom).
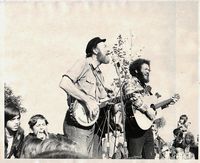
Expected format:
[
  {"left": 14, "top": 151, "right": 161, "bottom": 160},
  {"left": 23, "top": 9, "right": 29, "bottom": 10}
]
[
  {"left": 63, "top": 111, "right": 95, "bottom": 158},
  {"left": 126, "top": 117, "right": 155, "bottom": 159},
  {"left": 127, "top": 129, "right": 155, "bottom": 159}
]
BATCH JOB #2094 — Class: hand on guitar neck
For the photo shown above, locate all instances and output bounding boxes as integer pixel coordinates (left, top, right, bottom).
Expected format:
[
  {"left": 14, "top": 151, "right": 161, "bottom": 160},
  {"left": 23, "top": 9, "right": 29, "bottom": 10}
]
[
  {"left": 168, "top": 94, "right": 180, "bottom": 105},
  {"left": 131, "top": 93, "right": 180, "bottom": 130}
]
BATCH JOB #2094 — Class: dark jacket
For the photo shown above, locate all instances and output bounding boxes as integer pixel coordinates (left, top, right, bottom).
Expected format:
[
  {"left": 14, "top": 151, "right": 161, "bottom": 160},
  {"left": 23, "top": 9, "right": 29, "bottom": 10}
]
[
  {"left": 183, "top": 144, "right": 199, "bottom": 159},
  {"left": 5, "top": 127, "right": 24, "bottom": 158},
  {"left": 190, "top": 145, "right": 198, "bottom": 159}
]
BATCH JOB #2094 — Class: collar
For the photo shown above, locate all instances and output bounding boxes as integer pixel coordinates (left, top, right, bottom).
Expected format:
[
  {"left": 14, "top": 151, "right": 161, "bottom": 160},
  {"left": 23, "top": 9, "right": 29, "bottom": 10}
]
[
  {"left": 87, "top": 57, "right": 101, "bottom": 72},
  {"left": 5, "top": 128, "right": 14, "bottom": 138},
  {"left": 132, "top": 76, "right": 151, "bottom": 88},
  {"left": 132, "top": 76, "right": 152, "bottom": 94},
  {"left": 132, "top": 76, "right": 145, "bottom": 87}
]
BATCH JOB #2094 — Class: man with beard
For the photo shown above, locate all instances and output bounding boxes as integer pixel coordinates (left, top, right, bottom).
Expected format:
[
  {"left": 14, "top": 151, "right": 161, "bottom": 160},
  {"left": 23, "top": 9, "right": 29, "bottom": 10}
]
[
  {"left": 122, "top": 58, "right": 170, "bottom": 159},
  {"left": 59, "top": 37, "right": 110, "bottom": 158}
]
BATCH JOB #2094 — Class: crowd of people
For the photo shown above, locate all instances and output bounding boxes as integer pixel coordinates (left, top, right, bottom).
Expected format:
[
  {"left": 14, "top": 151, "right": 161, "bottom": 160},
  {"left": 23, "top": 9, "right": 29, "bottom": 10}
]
[
  {"left": 153, "top": 115, "right": 198, "bottom": 160},
  {"left": 5, "top": 106, "right": 85, "bottom": 158},
  {"left": 4, "top": 99, "right": 198, "bottom": 159},
  {"left": 4, "top": 36, "right": 199, "bottom": 159}
]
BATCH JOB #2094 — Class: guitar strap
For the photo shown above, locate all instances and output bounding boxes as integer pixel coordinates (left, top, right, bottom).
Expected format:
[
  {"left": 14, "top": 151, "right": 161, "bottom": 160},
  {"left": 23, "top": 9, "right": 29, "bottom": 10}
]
[
  {"left": 68, "top": 62, "right": 105, "bottom": 107},
  {"left": 89, "top": 64, "right": 107, "bottom": 101}
]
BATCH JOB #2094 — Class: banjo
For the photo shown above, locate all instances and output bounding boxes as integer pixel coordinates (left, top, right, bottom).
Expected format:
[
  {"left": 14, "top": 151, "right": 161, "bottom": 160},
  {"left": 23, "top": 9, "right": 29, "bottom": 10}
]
[{"left": 71, "top": 91, "right": 141, "bottom": 127}]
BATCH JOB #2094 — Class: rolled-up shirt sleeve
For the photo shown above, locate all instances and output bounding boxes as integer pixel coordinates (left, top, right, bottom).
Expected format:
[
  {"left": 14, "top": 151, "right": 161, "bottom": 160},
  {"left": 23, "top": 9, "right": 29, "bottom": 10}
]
[{"left": 63, "top": 59, "right": 86, "bottom": 83}]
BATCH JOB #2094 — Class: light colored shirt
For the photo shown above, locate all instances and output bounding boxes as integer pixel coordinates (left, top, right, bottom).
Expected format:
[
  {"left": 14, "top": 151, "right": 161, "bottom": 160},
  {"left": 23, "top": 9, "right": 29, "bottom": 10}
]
[
  {"left": 6, "top": 131, "right": 13, "bottom": 158},
  {"left": 64, "top": 57, "right": 107, "bottom": 102}
]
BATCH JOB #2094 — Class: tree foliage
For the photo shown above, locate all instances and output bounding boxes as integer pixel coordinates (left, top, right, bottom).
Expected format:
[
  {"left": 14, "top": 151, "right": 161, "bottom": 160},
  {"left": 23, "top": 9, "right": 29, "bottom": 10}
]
[
  {"left": 4, "top": 84, "right": 26, "bottom": 113},
  {"left": 109, "top": 34, "right": 144, "bottom": 89}
]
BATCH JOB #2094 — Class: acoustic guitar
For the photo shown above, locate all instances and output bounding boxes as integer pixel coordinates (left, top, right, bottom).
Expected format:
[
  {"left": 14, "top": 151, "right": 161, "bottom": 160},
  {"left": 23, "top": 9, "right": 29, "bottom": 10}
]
[{"left": 133, "top": 94, "right": 180, "bottom": 130}]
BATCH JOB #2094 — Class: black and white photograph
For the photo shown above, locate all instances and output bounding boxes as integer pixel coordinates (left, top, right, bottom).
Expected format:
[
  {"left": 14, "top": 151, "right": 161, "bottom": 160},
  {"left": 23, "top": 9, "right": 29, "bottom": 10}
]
[{"left": 0, "top": 0, "right": 199, "bottom": 161}]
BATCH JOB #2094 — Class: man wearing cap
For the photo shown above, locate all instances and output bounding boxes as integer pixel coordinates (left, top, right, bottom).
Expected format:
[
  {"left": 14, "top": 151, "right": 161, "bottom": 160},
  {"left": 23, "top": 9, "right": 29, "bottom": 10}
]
[{"left": 59, "top": 37, "right": 110, "bottom": 158}]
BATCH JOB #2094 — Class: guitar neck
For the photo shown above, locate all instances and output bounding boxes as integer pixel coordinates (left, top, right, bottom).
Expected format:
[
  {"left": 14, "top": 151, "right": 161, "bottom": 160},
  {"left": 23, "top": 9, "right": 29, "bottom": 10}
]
[
  {"left": 100, "top": 92, "right": 176, "bottom": 110},
  {"left": 99, "top": 91, "right": 142, "bottom": 109},
  {"left": 151, "top": 98, "right": 172, "bottom": 110}
]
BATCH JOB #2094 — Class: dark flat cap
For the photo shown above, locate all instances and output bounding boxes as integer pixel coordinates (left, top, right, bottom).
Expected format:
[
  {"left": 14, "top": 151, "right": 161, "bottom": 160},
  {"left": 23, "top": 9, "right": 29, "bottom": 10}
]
[{"left": 86, "top": 37, "right": 106, "bottom": 57}]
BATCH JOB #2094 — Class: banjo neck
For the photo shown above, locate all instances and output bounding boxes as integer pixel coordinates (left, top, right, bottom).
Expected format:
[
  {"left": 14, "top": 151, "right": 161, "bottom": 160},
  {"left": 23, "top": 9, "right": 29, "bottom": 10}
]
[{"left": 99, "top": 90, "right": 143, "bottom": 109}]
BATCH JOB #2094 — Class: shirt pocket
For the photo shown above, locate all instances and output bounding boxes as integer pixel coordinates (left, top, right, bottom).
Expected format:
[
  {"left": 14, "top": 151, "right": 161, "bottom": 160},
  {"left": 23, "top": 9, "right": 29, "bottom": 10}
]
[
  {"left": 86, "top": 76, "right": 95, "bottom": 85},
  {"left": 85, "top": 76, "right": 96, "bottom": 96},
  {"left": 78, "top": 75, "right": 96, "bottom": 96}
]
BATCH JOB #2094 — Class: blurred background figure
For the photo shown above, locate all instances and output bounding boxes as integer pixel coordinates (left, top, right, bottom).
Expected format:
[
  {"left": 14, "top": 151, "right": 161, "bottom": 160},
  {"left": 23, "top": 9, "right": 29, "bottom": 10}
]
[
  {"left": 39, "top": 137, "right": 76, "bottom": 154},
  {"left": 20, "top": 137, "right": 42, "bottom": 158},
  {"left": 160, "top": 144, "right": 170, "bottom": 159},
  {"left": 177, "top": 115, "right": 190, "bottom": 134},
  {"left": 182, "top": 132, "right": 198, "bottom": 159},
  {"left": 20, "top": 136, "right": 81, "bottom": 158},
  {"left": 172, "top": 128, "right": 184, "bottom": 148},
  {"left": 152, "top": 117, "right": 166, "bottom": 159},
  {"left": 175, "top": 147, "right": 184, "bottom": 159},
  {"left": 169, "top": 146, "right": 177, "bottom": 159},
  {"left": 33, "top": 150, "right": 88, "bottom": 159}
]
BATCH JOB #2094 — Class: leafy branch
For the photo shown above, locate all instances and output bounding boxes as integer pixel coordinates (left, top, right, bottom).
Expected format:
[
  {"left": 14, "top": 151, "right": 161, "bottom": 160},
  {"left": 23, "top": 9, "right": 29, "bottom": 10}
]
[
  {"left": 109, "top": 34, "right": 144, "bottom": 88},
  {"left": 4, "top": 84, "right": 26, "bottom": 113}
]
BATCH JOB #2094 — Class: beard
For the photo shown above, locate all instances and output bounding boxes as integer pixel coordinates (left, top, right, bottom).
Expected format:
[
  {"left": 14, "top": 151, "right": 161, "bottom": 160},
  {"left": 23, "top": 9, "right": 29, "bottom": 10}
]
[
  {"left": 96, "top": 52, "right": 110, "bottom": 64},
  {"left": 137, "top": 71, "right": 149, "bottom": 83}
]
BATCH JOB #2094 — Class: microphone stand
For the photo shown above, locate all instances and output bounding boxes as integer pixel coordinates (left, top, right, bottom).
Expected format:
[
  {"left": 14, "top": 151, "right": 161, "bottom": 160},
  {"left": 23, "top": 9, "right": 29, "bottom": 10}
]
[
  {"left": 114, "top": 62, "right": 128, "bottom": 159},
  {"left": 106, "top": 108, "right": 110, "bottom": 158}
]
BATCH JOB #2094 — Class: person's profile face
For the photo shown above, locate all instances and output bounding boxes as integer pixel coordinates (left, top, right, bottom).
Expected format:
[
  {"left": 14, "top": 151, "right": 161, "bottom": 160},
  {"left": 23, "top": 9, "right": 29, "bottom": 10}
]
[
  {"left": 6, "top": 115, "right": 20, "bottom": 132},
  {"left": 139, "top": 63, "right": 150, "bottom": 83},
  {"left": 95, "top": 42, "right": 110, "bottom": 64},
  {"left": 97, "top": 42, "right": 109, "bottom": 55}
]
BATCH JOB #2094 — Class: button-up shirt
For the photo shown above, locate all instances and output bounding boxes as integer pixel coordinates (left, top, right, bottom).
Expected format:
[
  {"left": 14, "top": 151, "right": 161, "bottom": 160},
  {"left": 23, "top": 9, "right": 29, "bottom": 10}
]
[
  {"left": 122, "top": 76, "right": 151, "bottom": 116},
  {"left": 64, "top": 57, "right": 107, "bottom": 106}
]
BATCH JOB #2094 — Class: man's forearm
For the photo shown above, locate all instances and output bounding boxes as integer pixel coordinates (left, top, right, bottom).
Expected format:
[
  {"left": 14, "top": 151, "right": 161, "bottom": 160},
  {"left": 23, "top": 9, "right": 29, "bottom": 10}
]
[{"left": 59, "top": 76, "right": 89, "bottom": 103}]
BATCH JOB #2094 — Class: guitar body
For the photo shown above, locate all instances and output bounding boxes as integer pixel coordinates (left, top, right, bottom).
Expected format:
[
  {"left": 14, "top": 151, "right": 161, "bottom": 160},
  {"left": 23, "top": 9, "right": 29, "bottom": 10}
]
[
  {"left": 133, "top": 95, "right": 157, "bottom": 130},
  {"left": 72, "top": 100, "right": 100, "bottom": 127},
  {"left": 132, "top": 94, "right": 180, "bottom": 130},
  {"left": 134, "top": 109, "right": 155, "bottom": 130}
]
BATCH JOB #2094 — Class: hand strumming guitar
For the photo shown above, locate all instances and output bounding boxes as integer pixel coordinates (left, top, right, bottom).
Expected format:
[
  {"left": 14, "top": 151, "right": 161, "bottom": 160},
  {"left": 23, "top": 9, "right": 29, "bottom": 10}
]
[
  {"left": 132, "top": 93, "right": 156, "bottom": 120},
  {"left": 84, "top": 97, "right": 99, "bottom": 120}
]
